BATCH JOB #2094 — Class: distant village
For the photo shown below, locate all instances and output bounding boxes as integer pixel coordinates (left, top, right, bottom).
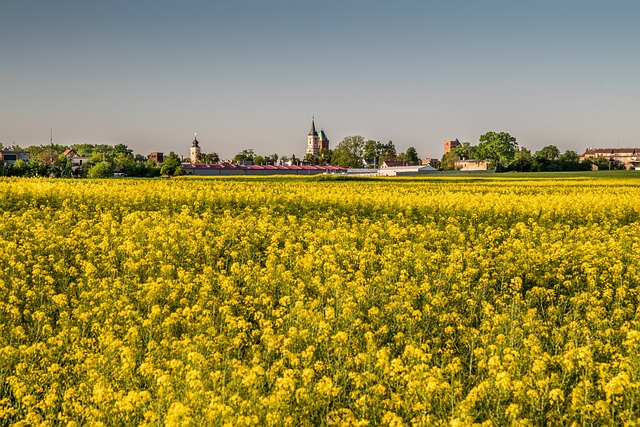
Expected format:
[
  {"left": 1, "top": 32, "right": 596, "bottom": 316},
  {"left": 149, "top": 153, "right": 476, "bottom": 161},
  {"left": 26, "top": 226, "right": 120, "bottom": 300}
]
[{"left": 1, "top": 118, "right": 639, "bottom": 177}]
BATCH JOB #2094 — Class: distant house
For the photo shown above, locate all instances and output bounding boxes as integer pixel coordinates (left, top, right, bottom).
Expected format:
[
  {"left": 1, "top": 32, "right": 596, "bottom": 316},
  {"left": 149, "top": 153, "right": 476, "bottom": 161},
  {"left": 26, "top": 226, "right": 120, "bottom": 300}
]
[
  {"left": 580, "top": 148, "right": 640, "bottom": 165},
  {"left": 62, "top": 149, "right": 91, "bottom": 170},
  {"left": 421, "top": 157, "right": 438, "bottom": 167},
  {"left": 0, "top": 150, "right": 29, "bottom": 164},
  {"left": 380, "top": 161, "right": 412, "bottom": 168},
  {"left": 113, "top": 165, "right": 126, "bottom": 177},
  {"left": 455, "top": 159, "right": 491, "bottom": 171},
  {"left": 624, "top": 161, "right": 640, "bottom": 171}
]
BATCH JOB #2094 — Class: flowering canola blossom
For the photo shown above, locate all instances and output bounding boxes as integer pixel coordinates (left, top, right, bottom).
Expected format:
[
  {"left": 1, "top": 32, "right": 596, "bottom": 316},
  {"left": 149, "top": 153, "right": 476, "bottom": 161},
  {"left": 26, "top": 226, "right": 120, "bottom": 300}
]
[{"left": 1, "top": 174, "right": 640, "bottom": 426}]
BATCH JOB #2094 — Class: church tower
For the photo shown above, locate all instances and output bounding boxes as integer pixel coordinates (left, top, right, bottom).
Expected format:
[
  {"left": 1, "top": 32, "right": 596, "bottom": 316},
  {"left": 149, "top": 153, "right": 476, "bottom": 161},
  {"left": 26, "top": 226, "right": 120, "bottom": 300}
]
[
  {"left": 319, "top": 129, "right": 330, "bottom": 151},
  {"left": 190, "top": 133, "right": 201, "bottom": 163},
  {"left": 306, "top": 117, "right": 320, "bottom": 157}
]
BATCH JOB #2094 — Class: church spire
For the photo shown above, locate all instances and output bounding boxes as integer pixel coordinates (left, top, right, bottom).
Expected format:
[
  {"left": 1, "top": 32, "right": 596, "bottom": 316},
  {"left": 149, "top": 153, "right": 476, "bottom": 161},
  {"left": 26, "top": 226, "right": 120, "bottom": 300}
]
[{"left": 308, "top": 116, "right": 318, "bottom": 137}]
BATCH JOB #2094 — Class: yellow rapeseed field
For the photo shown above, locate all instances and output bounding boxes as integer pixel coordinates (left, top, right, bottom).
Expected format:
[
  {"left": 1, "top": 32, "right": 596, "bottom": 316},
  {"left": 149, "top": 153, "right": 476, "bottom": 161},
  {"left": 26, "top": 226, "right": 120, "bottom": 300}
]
[{"left": 1, "top": 174, "right": 640, "bottom": 426}]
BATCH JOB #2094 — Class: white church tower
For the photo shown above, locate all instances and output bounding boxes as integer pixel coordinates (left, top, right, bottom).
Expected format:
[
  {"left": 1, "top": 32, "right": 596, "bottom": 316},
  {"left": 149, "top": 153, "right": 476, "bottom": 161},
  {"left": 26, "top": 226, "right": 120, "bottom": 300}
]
[
  {"left": 190, "top": 133, "right": 201, "bottom": 164},
  {"left": 306, "top": 117, "right": 320, "bottom": 157}
]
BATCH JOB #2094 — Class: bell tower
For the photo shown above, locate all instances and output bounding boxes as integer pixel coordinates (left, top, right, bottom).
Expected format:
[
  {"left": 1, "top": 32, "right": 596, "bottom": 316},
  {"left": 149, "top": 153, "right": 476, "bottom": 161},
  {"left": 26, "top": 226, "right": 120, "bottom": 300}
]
[
  {"left": 306, "top": 117, "right": 319, "bottom": 157},
  {"left": 190, "top": 133, "right": 201, "bottom": 163}
]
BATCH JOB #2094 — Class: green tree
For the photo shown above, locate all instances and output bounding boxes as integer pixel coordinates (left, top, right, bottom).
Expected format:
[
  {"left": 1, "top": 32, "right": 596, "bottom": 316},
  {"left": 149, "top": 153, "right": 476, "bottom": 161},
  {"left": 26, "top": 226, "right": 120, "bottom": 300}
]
[
  {"left": 11, "top": 160, "right": 29, "bottom": 177},
  {"left": 88, "top": 161, "right": 114, "bottom": 178},
  {"left": 452, "top": 142, "right": 476, "bottom": 160},
  {"left": 264, "top": 153, "right": 279, "bottom": 165},
  {"left": 91, "top": 151, "right": 110, "bottom": 164},
  {"left": 559, "top": 150, "right": 579, "bottom": 163},
  {"left": 233, "top": 149, "right": 255, "bottom": 164},
  {"left": 509, "top": 147, "right": 534, "bottom": 172},
  {"left": 362, "top": 140, "right": 383, "bottom": 167},
  {"left": 475, "top": 132, "right": 518, "bottom": 169},
  {"left": 28, "top": 159, "right": 49, "bottom": 177},
  {"left": 363, "top": 140, "right": 381, "bottom": 158},
  {"left": 197, "top": 152, "right": 220, "bottom": 164},
  {"left": 318, "top": 148, "right": 332, "bottom": 165},
  {"left": 303, "top": 153, "right": 319, "bottom": 165},
  {"left": 37, "top": 148, "right": 60, "bottom": 167},
  {"left": 76, "top": 144, "right": 115, "bottom": 161},
  {"left": 332, "top": 135, "right": 365, "bottom": 168},
  {"left": 70, "top": 143, "right": 98, "bottom": 156},
  {"left": 26, "top": 144, "right": 65, "bottom": 161},
  {"left": 403, "top": 146, "right": 420, "bottom": 164},
  {"left": 535, "top": 145, "right": 561, "bottom": 161},
  {"left": 379, "top": 141, "right": 398, "bottom": 163},
  {"left": 160, "top": 152, "right": 181, "bottom": 175},
  {"left": 533, "top": 145, "right": 561, "bottom": 171},
  {"left": 439, "top": 151, "right": 460, "bottom": 171},
  {"left": 113, "top": 143, "right": 133, "bottom": 158},
  {"left": 115, "top": 153, "right": 137, "bottom": 176},
  {"left": 46, "top": 154, "right": 72, "bottom": 177},
  {"left": 558, "top": 150, "right": 588, "bottom": 171}
]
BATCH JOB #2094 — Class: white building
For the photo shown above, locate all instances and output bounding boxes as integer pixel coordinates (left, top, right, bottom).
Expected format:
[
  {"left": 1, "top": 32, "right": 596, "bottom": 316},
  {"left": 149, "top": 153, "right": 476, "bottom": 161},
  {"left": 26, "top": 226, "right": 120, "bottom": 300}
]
[
  {"left": 377, "top": 164, "right": 437, "bottom": 176},
  {"left": 455, "top": 160, "right": 491, "bottom": 171}
]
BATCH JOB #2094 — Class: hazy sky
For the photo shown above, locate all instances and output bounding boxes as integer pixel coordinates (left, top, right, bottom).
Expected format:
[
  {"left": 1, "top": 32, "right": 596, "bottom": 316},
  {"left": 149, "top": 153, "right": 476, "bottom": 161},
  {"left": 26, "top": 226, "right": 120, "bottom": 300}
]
[{"left": 2, "top": 0, "right": 639, "bottom": 159}]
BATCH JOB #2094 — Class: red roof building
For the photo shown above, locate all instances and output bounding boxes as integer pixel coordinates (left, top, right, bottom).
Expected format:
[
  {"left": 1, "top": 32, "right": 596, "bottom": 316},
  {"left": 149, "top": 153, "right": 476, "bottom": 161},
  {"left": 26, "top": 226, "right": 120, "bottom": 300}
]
[{"left": 181, "top": 163, "right": 346, "bottom": 176}]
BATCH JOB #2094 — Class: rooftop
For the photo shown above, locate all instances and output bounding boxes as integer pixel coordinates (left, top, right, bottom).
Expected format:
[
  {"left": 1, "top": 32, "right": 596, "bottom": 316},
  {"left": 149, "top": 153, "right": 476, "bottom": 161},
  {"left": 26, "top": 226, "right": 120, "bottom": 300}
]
[{"left": 181, "top": 163, "right": 346, "bottom": 171}]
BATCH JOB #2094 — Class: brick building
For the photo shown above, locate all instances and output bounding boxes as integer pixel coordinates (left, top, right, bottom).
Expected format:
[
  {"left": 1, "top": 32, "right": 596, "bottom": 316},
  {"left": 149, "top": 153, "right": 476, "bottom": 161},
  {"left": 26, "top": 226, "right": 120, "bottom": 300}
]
[{"left": 443, "top": 139, "right": 461, "bottom": 154}]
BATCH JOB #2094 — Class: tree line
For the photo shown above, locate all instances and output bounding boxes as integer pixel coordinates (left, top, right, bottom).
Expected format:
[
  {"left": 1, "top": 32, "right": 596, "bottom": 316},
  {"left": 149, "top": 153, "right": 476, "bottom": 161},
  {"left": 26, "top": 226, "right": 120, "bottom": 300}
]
[
  {"left": 301, "top": 136, "right": 420, "bottom": 168},
  {"left": 438, "top": 131, "right": 608, "bottom": 172},
  {"left": 1, "top": 131, "right": 610, "bottom": 178},
  {"left": 223, "top": 139, "right": 420, "bottom": 169},
  {"left": 231, "top": 132, "right": 623, "bottom": 172},
  {"left": 0, "top": 143, "right": 184, "bottom": 178}
]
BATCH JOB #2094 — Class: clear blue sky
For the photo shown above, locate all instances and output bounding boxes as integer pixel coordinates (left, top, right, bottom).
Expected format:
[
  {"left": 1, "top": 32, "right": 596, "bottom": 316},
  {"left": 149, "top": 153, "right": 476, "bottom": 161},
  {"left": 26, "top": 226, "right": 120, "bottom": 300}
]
[{"left": 2, "top": 0, "right": 639, "bottom": 159}]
